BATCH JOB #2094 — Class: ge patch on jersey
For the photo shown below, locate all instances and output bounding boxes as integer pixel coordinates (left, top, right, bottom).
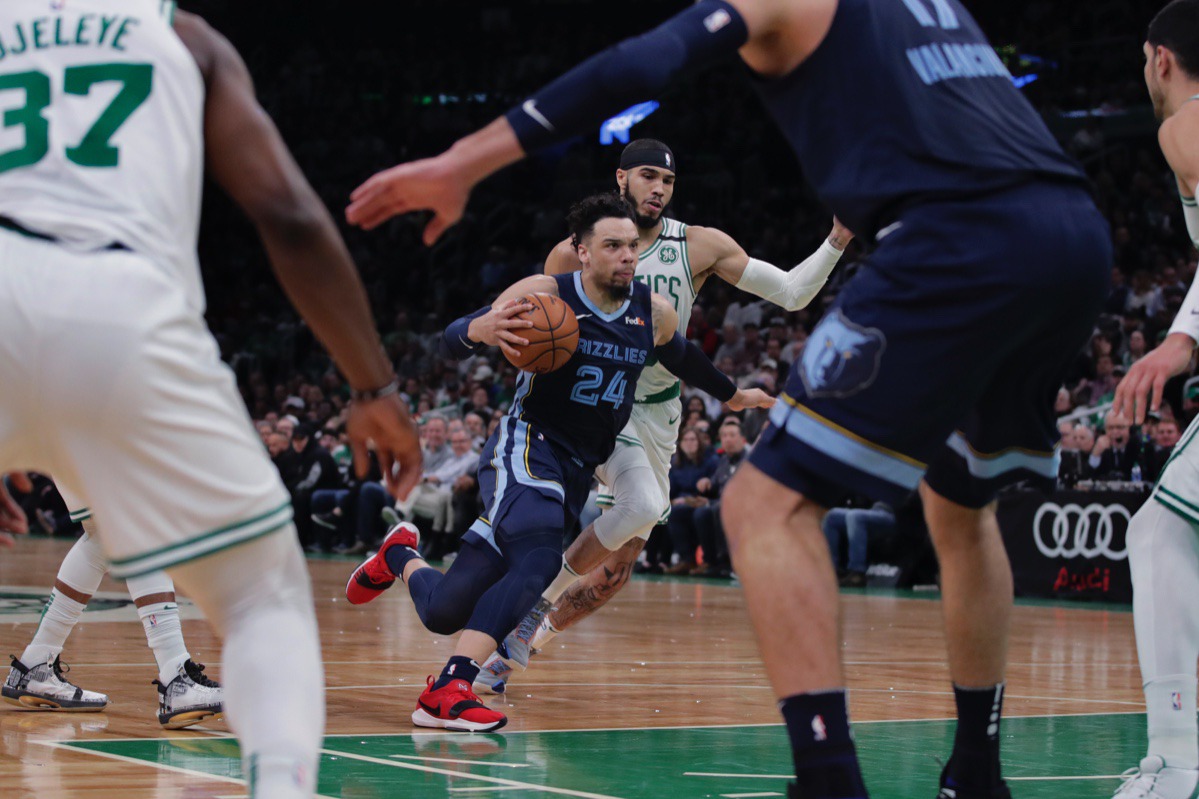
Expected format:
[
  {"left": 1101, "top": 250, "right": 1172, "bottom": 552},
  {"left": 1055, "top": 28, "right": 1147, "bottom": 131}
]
[{"left": 800, "top": 310, "right": 886, "bottom": 398}]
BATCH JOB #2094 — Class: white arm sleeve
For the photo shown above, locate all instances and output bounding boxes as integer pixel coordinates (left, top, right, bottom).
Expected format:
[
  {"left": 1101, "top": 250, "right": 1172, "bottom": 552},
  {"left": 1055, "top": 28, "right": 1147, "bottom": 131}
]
[
  {"left": 1168, "top": 190, "right": 1199, "bottom": 342},
  {"left": 735, "top": 239, "right": 845, "bottom": 311},
  {"left": 1183, "top": 192, "right": 1199, "bottom": 249}
]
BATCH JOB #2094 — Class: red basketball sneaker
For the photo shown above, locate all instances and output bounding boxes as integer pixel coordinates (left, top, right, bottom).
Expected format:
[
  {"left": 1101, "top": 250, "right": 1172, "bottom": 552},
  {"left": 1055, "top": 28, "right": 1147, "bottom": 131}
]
[
  {"left": 345, "top": 522, "right": 420, "bottom": 605},
  {"left": 412, "top": 676, "right": 508, "bottom": 732}
]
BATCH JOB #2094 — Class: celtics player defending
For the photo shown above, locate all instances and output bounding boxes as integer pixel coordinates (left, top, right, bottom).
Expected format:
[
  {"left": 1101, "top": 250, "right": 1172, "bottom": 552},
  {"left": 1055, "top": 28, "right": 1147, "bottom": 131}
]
[
  {"left": 5, "top": 485, "right": 221, "bottom": 729},
  {"left": 0, "top": 3, "right": 420, "bottom": 797},
  {"left": 1113, "top": 2, "right": 1199, "bottom": 795},
  {"left": 474, "top": 138, "right": 851, "bottom": 692}
]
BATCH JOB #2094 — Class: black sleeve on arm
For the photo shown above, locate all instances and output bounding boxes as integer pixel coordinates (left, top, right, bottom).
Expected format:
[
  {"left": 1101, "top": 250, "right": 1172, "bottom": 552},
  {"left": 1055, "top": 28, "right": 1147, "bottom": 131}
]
[
  {"left": 439, "top": 306, "right": 492, "bottom": 360},
  {"left": 503, "top": 0, "right": 748, "bottom": 152},
  {"left": 655, "top": 332, "right": 737, "bottom": 403}
]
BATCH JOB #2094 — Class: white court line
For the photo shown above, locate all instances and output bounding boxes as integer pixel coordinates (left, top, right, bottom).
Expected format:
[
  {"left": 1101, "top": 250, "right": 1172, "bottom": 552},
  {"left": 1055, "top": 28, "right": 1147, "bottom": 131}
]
[
  {"left": 1007, "top": 774, "right": 1122, "bottom": 781},
  {"left": 390, "top": 753, "right": 529, "bottom": 768},
  {"left": 36, "top": 740, "right": 344, "bottom": 798},
  {"left": 721, "top": 793, "right": 784, "bottom": 798},
  {"left": 51, "top": 709, "right": 1149, "bottom": 745},
  {"left": 685, "top": 767, "right": 786, "bottom": 772},
  {"left": 326, "top": 682, "right": 1143, "bottom": 707},
  {"left": 320, "top": 747, "right": 628, "bottom": 799},
  {"left": 448, "top": 787, "right": 535, "bottom": 793},
  {"left": 58, "top": 658, "right": 1141, "bottom": 669}
]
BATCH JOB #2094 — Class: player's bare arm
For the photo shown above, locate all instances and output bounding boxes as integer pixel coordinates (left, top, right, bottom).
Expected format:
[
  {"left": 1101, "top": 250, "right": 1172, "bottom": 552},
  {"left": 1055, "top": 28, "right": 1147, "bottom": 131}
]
[
  {"left": 1115, "top": 103, "right": 1199, "bottom": 423},
  {"left": 1159, "top": 109, "right": 1199, "bottom": 196},
  {"left": 650, "top": 292, "right": 680, "bottom": 347},
  {"left": 345, "top": 0, "right": 834, "bottom": 242},
  {"left": 458, "top": 275, "right": 556, "bottom": 360},
  {"left": 174, "top": 12, "right": 420, "bottom": 497},
  {"left": 543, "top": 238, "right": 582, "bottom": 276}
]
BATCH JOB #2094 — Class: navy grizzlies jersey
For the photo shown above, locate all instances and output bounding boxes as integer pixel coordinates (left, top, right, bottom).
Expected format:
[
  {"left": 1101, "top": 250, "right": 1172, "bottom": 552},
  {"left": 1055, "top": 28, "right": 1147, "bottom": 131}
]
[
  {"left": 750, "top": 0, "right": 1086, "bottom": 241},
  {"left": 509, "top": 273, "right": 656, "bottom": 466}
]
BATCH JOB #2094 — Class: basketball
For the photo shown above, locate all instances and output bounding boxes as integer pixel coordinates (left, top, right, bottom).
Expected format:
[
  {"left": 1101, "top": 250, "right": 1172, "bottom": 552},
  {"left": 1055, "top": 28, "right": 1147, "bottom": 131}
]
[{"left": 504, "top": 292, "right": 579, "bottom": 374}]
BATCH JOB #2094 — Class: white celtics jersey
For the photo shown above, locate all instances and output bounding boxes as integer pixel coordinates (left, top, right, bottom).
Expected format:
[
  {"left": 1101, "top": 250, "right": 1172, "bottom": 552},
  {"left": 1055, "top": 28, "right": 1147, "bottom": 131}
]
[
  {"left": 0, "top": 0, "right": 205, "bottom": 311},
  {"left": 633, "top": 217, "right": 697, "bottom": 401}
]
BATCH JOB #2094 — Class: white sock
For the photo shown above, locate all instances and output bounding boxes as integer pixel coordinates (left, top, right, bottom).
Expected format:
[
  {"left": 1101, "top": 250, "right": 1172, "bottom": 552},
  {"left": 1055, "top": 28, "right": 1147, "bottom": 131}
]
[
  {"left": 1128, "top": 499, "right": 1199, "bottom": 769},
  {"left": 1146, "top": 675, "right": 1199, "bottom": 769},
  {"left": 127, "top": 569, "right": 190, "bottom": 683},
  {"left": 21, "top": 532, "right": 109, "bottom": 666},
  {"left": 168, "top": 528, "right": 324, "bottom": 799},
  {"left": 21, "top": 589, "right": 86, "bottom": 667},
  {"left": 541, "top": 557, "right": 582, "bottom": 605},
  {"left": 135, "top": 602, "right": 190, "bottom": 684},
  {"left": 530, "top": 616, "right": 561, "bottom": 649}
]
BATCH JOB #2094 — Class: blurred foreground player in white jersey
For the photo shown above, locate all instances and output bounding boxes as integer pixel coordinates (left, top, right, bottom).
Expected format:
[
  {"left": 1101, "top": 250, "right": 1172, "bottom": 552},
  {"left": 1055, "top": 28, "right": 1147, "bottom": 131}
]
[
  {"left": 0, "top": 2, "right": 420, "bottom": 797},
  {"left": 475, "top": 138, "right": 851, "bottom": 692},
  {"left": 1112, "top": 1, "right": 1199, "bottom": 795},
  {"left": 346, "top": 0, "right": 1112, "bottom": 796},
  {"left": 4, "top": 484, "right": 222, "bottom": 729}
]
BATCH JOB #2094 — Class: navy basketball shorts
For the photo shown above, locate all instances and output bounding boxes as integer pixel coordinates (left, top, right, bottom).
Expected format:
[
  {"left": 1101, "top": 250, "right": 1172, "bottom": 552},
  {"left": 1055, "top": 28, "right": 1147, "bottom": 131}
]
[
  {"left": 464, "top": 416, "right": 593, "bottom": 554},
  {"left": 750, "top": 181, "right": 1113, "bottom": 509}
]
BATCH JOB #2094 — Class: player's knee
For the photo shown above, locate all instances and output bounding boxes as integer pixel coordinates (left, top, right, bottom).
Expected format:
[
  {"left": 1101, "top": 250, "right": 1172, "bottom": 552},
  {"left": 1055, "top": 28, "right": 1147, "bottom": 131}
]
[{"left": 420, "top": 606, "right": 468, "bottom": 636}]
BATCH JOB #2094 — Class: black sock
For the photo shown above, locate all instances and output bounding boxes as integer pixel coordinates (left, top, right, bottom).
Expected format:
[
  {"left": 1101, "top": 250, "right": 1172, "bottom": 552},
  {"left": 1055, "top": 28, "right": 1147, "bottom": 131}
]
[
  {"left": 432, "top": 656, "right": 480, "bottom": 690},
  {"left": 383, "top": 542, "right": 420, "bottom": 579},
  {"left": 945, "top": 683, "right": 1004, "bottom": 788},
  {"left": 779, "top": 690, "right": 868, "bottom": 798}
]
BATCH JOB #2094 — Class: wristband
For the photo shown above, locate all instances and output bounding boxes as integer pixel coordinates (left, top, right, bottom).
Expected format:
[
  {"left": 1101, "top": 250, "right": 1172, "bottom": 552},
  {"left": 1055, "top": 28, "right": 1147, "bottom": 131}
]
[{"left": 351, "top": 379, "right": 400, "bottom": 402}]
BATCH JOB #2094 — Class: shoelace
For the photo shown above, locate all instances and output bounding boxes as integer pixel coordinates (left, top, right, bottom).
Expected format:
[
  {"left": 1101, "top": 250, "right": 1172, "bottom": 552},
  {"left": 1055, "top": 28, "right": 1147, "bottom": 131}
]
[
  {"left": 51, "top": 656, "right": 73, "bottom": 680},
  {"left": 184, "top": 661, "right": 220, "bottom": 688}
]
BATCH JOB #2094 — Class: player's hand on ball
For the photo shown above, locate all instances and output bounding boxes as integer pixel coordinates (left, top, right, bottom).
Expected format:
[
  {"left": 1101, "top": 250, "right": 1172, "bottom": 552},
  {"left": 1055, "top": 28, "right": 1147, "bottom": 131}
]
[
  {"left": 469, "top": 299, "right": 535, "bottom": 361},
  {"left": 728, "top": 388, "right": 776, "bottom": 411},
  {"left": 1113, "top": 332, "right": 1196, "bottom": 423},
  {"left": 346, "top": 153, "right": 470, "bottom": 243},
  {"left": 346, "top": 394, "right": 423, "bottom": 501}
]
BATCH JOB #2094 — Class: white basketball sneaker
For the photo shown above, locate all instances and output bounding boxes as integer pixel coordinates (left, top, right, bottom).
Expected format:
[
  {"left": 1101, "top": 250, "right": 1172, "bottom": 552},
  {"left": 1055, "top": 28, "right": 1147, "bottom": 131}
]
[
  {"left": 2, "top": 655, "right": 107, "bottom": 711},
  {"left": 1113, "top": 755, "right": 1199, "bottom": 799},
  {"left": 154, "top": 659, "right": 223, "bottom": 729}
]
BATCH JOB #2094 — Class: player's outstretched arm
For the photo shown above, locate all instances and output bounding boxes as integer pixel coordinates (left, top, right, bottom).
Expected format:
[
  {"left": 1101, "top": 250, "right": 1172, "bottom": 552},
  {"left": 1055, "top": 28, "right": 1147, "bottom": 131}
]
[
  {"left": 0, "top": 473, "right": 32, "bottom": 547},
  {"left": 694, "top": 219, "right": 852, "bottom": 310},
  {"left": 174, "top": 13, "right": 420, "bottom": 498},
  {"left": 345, "top": 0, "right": 813, "bottom": 241},
  {"left": 648, "top": 295, "right": 775, "bottom": 411}
]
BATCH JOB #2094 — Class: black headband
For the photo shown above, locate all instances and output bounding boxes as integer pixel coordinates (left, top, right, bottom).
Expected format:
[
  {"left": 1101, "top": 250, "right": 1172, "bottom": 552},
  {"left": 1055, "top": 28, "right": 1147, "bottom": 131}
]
[{"left": 619, "top": 140, "right": 676, "bottom": 173}]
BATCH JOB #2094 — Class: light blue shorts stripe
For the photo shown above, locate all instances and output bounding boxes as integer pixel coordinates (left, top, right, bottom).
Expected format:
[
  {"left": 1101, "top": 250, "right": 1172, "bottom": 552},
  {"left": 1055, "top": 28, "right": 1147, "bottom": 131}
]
[
  {"left": 945, "top": 432, "right": 1060, "bottom": 480},
  {"left": 769, "top": 400, "right": 924, "bottom": 490}
]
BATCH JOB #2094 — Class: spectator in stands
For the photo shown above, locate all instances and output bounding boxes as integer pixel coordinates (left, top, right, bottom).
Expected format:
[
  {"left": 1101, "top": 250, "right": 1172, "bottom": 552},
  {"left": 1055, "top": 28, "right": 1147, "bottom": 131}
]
[
  {"left": 1122, "top": 329, "right": 1148, "bottom": 369},
  {"left": 1059, "top": 424, "right": 1094, "bottom": 486},
  {"left": 823, "top": 501, "right": 897, "bottom": 588},
  {"left": 394, "top": 427, "right": 479, "bottom": 559},
  {"left": 291, "top": 422, "right": 343, "bottom": 551},
  {"left": 714, "top": 323, "right": 745, "bottom": 368},
  {"left": 463, "top": 409, "right": 488, "bottom": 449},
  {"left": 1144, "top": 418, "right": 1182, "bottom": 483},
  {"left": 664, "top": 427, "right": 719, "bottom": 575},
  {"left": 690, "top": 417, "right": 749, "bottom": 578},
  {"left": 1090, "top": 410, "right": 1143, "bottom": 481}
]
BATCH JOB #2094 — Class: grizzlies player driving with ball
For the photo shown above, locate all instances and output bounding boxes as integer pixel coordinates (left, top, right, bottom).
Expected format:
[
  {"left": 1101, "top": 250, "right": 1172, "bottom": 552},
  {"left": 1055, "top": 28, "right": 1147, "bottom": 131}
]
[{"left": 346, "top": 0, "right": 1112, "bottom": 795}]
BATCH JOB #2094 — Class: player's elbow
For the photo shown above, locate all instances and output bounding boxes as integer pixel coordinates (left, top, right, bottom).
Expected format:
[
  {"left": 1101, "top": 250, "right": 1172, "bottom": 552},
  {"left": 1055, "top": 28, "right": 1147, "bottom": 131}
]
[{"left": 249, "top": 184, "right": 329, "bottom": 247}]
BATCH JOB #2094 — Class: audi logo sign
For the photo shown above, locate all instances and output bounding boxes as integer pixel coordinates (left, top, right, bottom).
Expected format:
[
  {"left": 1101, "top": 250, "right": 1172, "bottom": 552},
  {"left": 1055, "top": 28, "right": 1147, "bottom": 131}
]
[{"left": 1032, "top": 502, "right": 1129, "bottom": 561}]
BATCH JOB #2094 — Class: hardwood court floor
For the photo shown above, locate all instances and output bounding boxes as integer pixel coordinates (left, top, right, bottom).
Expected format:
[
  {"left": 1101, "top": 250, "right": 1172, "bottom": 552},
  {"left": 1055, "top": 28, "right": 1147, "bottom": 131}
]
[{"left": 1, "top": 536, "right": 1147, "bottom": 798}]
